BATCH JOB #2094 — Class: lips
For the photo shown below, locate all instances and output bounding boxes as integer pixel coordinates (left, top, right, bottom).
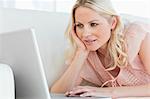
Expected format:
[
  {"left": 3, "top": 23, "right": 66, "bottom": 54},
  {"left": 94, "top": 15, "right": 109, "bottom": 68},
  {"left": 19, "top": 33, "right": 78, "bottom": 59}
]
[{"left": 84, "top": 39, "right": 97, "bottom": 45}]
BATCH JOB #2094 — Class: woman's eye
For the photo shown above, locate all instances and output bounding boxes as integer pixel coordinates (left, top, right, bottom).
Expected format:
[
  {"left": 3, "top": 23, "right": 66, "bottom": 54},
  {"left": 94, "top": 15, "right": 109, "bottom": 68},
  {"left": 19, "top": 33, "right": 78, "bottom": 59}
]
[
  {"left": 91, "top": 23, "right": 98, "bottom": 27},
  {"left": 76, "top": 24, "right": 84, "bottom": 28}
]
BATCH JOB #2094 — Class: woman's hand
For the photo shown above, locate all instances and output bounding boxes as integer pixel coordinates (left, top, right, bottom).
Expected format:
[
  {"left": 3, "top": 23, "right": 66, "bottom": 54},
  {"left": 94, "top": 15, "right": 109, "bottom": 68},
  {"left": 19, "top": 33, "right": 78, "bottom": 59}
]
[
  {"left": 71, "top": 26, "right": 88, "bottom": 52},
  {"left": 65, "top": 86, "right": 113, "bottom": 98}
]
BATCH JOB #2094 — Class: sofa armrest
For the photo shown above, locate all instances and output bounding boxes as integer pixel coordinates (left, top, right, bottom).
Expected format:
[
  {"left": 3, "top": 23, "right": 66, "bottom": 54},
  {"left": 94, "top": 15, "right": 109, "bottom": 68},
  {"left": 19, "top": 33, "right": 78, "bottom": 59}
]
[{"left": 0, "top": 64, "right": 15, "bottom": 99}]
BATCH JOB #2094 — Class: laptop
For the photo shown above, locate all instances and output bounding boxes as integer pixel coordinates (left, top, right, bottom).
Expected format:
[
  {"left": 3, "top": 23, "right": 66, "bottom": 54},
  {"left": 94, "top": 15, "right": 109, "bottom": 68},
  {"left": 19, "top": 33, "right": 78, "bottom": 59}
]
[
  {"left": 0, "top": 28, "right": 51, "bottom": 99},
  {"left": 0, "top": 28, "right": 111, "bottom": 99}
]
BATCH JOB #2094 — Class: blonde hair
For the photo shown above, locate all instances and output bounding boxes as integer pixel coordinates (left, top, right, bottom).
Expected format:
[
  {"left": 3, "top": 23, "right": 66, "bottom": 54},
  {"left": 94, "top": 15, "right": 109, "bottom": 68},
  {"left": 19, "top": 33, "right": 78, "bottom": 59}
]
[{"left": 65, "top": 0, "right": 128, "bottom": 70}]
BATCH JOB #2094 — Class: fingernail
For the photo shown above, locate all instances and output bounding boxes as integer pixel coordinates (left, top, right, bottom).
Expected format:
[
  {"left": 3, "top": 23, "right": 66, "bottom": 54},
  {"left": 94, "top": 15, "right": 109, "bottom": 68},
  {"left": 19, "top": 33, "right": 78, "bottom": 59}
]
[
  {"left": 80, "top": 94, "right": 84, "bottom": 97},
  {"left": 69, "top": 91, "right": 73, "bottom": 94},
  {"left": 65, "top": 92, "right": 69, "bottom": 95}
]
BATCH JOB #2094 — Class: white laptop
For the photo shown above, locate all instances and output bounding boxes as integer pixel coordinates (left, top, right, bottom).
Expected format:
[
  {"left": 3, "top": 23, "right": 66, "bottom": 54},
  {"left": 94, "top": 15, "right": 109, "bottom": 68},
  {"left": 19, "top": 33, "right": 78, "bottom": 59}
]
[
  {"left": 0, "top": 28, "right": 111, "bottom": 99},
  {"left": 0, "top": 28, "right": 51, "bottom": 99}
]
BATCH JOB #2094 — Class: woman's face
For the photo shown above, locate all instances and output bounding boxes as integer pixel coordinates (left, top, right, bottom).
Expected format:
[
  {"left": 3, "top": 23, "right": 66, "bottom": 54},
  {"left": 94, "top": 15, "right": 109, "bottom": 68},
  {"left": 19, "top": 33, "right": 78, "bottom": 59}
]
[{"left": 74, "top": 6, "right": 113, "bottom": 51}]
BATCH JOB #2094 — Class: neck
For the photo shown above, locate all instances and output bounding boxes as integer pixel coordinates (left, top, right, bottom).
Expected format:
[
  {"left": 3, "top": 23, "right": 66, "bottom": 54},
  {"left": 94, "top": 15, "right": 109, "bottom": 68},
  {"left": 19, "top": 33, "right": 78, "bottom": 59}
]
[{"left": 97, "top": 43, "right": 108, "bottom": 55}]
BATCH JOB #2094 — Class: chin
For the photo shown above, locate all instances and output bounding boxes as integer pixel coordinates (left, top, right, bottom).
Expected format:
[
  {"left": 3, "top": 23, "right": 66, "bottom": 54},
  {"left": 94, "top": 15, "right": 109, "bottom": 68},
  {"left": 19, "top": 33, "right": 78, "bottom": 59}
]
[{"left": 87, "top": 46, "right": 100, "bottom": 51}]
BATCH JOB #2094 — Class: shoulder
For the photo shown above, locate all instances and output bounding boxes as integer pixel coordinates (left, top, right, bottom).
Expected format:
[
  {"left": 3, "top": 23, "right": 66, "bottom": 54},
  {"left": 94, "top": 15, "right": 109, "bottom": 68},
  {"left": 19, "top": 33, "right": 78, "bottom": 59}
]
[
  {"left": 124, "top": 21, "right": 150, "bottom": 62},
  {"left": 139, "top": 30, "right": 150, "bottom": 74}
]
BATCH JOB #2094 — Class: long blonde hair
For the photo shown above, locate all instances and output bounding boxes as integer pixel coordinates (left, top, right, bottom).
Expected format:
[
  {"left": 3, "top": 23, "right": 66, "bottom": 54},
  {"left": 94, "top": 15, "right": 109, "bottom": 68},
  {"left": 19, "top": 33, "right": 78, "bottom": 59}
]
[{"left": 65, "top": 0, "right": 128, "bottom": 70}]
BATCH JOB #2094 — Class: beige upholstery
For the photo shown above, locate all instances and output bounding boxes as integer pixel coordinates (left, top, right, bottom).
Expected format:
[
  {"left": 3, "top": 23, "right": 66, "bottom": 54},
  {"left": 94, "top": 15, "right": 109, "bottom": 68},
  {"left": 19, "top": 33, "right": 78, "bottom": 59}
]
[{"left": 0, "top": 8, "right": 70, "bottom": 87}]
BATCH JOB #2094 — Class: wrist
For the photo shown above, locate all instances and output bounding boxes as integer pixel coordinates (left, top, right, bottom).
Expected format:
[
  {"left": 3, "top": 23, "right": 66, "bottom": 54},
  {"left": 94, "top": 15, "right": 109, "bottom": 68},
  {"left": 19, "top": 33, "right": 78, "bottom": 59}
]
[{"left": 76, "top": 49, "right": 89, "bottom": 57}]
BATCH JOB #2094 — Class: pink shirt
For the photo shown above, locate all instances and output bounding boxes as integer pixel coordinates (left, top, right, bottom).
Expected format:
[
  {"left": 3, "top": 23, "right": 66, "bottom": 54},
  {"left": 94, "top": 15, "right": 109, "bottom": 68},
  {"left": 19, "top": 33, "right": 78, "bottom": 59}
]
[{"left": 80, "top": 21, "right": 150, "bottom": 87}]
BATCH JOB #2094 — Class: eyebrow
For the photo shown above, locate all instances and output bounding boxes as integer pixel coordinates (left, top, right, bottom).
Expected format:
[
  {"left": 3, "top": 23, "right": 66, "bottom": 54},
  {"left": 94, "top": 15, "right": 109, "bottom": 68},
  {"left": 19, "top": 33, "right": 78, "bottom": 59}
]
[{"left": 75, "top": 20, "right": 99, "bottom": 24}]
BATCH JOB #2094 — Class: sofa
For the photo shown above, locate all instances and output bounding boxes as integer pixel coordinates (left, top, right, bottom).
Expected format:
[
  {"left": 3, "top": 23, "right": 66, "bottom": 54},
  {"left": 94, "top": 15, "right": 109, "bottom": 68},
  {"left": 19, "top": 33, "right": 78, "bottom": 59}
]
[
  {"left": 0, "top": 8, "right": 70, "bottom": 88},
  {"left": 0, "top": 64, "right": 14, "bottom": 99}
]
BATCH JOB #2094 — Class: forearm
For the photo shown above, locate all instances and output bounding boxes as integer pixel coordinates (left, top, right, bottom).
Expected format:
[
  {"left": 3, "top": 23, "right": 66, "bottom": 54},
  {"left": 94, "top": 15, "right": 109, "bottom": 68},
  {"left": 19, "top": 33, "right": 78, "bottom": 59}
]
[
  {"left": 51, "top": 50, "right": 88, "bottom": 93},
  {"left": 106, "top": 84, "right": 150, "bottom": 98}
]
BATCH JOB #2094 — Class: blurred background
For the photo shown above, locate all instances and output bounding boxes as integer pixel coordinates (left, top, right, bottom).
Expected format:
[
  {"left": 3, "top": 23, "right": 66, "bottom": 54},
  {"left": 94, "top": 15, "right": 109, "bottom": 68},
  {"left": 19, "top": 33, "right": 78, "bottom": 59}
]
[{"left": 0, "top": 0, "right": 150, "bottom": 18}]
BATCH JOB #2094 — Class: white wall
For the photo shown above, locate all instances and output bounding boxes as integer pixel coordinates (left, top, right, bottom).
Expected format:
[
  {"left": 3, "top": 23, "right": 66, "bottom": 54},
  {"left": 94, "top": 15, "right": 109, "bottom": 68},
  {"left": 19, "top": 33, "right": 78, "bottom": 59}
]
[
  {"left": 112, "top": 0, "right": 150, "bottom": 18},
  {"left": 0, "top": 8, "right": 70, "bottom": 87},
  {"left": 0, "top": 0, "right": 150, "bottom": 18}
]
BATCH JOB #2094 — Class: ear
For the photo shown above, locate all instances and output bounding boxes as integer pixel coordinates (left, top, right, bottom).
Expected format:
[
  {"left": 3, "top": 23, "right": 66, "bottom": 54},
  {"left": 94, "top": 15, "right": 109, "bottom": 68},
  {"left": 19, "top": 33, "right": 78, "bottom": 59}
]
[{"left": 111, "top": 16, "right": 118, "bottom": 30}]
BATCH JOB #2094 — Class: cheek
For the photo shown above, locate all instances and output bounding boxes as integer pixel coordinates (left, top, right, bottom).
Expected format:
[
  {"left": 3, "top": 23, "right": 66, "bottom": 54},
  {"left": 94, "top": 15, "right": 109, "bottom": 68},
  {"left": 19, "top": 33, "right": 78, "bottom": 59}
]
[
  {"left": 101, "top": 32, "right": 111, "bottom": 41},
  {"left": 76, "top": 31, "right": 82, "bottom": 39},
  {"left": 96, "top": 28, "right": 111, "bottom": 42},
  {"left": 97, "top": 27, "right": 111, "bottom": 37}
]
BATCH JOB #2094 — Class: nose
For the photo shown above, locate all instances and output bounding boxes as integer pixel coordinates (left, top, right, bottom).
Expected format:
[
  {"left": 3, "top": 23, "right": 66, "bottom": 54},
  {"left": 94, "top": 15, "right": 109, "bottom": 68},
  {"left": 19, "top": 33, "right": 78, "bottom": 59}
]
[{"left": 82, "top": 26, "right": 92, "bottom": 37}]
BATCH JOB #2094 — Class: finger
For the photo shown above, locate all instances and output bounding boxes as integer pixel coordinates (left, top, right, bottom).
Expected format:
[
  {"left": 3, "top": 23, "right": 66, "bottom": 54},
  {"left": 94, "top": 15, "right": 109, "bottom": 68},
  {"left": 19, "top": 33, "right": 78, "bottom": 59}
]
[
  {"left": 69, "top": 87, "right": 89, "bottom": 96},
  {"left": 65, "top": 91, "right": 80, "bottom": 97},
  {"left": 65, "top": 91, "right": 70, "bottom": 96},
  {"left": 71, "top": 30, "right": 80, "bottom": 43},
  {"left": 70, "top": 89, "right": 87, "bottom": 96},
  {"left": 70, "top": 25, "right": 88, "bottom": 51},
  {"left": 70, "top": 26, "right": 83, "bottom": 44},
  {"left": 80, "top": 92, "right": 93, "bottom": 97},
  {"left": 71, "top": 30, "right": 87, "bottom": 50}
]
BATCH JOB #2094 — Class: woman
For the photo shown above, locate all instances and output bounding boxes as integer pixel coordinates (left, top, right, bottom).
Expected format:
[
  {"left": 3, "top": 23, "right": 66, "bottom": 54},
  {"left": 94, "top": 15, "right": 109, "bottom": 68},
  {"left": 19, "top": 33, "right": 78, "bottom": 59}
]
[{"left": 51, "top": 0, "right": 150, "bottom": 98}]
